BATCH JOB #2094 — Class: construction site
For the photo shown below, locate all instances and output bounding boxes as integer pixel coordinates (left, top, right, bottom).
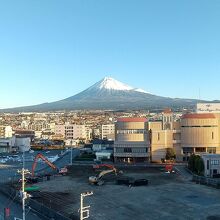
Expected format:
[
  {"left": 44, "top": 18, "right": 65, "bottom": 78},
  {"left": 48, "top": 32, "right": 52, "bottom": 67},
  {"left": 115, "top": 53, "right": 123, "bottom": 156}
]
[{"left": 9, "top": 159, "right": 220, "bottom": 220}]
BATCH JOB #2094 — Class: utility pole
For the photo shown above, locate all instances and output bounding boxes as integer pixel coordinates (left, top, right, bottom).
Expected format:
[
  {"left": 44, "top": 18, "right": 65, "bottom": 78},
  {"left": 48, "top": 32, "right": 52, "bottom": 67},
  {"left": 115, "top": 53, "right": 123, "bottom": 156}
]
[
  {"left": 70, "top": 146, "right": 73, "bottom": 165},
  {"left": 80, "top": 191, "right": 93, "bottom": 220},
  {"left": 17, "top": 151, "right": 30, "bottom": 220}
]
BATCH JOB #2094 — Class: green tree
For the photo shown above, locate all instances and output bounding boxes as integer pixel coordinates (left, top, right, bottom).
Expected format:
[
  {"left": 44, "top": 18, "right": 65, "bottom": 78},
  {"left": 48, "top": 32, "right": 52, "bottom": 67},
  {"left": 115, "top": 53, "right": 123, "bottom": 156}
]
[
  {"left": 188, "top": 154, "right": 204, "bottom": 175},
  {"left": 165, "top": 148, "right": 176, "bottom": 160},
  {"left": 195, "top": 156, "right": 204, "bottom": 175},
  {"left": 188, "top": 154, "right": 196, "bottom": 172}
]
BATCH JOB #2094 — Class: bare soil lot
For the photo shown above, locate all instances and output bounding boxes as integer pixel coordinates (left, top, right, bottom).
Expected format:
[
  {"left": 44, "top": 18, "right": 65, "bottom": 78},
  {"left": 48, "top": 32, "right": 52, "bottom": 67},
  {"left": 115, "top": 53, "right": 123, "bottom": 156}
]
[{"left": 32, "top": 165, "right": 220, "bottom": 220}]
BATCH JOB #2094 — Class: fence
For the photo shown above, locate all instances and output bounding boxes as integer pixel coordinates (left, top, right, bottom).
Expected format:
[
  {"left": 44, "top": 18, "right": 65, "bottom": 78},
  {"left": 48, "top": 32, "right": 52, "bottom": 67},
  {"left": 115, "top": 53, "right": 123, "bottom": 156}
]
[
  {"left": 192, "top": 175, "right": 220, "bottom": 188},
  {"left": 0, "top": 181, "right": 73, "bottom": 220}
]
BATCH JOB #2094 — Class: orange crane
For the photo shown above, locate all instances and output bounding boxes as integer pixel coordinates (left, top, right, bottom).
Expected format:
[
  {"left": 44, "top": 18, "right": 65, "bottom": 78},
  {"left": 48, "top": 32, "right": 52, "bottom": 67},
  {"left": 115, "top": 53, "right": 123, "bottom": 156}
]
[{"left": 32, "top": 153, "right": 67, "bottom": 177}]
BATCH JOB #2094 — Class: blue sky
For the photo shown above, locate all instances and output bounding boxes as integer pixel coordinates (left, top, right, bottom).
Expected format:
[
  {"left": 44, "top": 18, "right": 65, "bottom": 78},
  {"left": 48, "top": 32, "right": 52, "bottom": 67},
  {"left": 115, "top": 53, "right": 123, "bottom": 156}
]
[{"left": 0, "top": 0, "right": 219, "bottom": 108}]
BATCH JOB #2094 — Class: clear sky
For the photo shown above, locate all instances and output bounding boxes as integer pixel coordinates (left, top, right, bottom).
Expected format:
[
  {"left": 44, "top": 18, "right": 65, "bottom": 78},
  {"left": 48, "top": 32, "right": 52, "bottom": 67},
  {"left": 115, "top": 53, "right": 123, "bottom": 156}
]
[{"left": 0, "top": 0, "right": 219, "bottom": 108}]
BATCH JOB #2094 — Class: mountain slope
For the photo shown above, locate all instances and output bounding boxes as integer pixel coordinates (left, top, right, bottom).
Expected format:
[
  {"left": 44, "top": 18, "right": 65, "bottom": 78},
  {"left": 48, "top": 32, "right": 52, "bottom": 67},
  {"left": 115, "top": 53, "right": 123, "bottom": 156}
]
[{"left": 0, "top": 77, "right": 212, "bottom": 112}]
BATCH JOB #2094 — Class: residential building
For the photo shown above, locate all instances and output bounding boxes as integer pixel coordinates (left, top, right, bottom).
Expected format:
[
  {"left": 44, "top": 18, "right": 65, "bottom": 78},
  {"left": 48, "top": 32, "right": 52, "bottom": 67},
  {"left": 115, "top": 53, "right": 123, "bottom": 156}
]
[
  {"left": 54, "top": 125, "right": 65, "bottom": 138},
  {"left": 202, "top": 154, "right": 220, "bottom": 178},
  {"left": 0, "top": 125, "right": 13, "bottom": 138},
  {"left": 101, "top": 124, "right": 115, "bottom": 140},
  {"left": 95, "top": 150, "right": 112, "bottom": 161},
  {"left": 114, "top": 118, "right": 150, "bottom": 163},
  {"left": 92, "top": 139, "right": 114, "bottom": 152},
  {"left": 55, "top": 124, "right": 87, "bottom": 141},
  {"left": 0, "top": 137, "right": 15, "bottom": 153},
  {"left": 28, "top": 121, "right": 50, "bottom": 131},
  {"left": 65, "top": 124, "right": 87, "bottom": 140}
]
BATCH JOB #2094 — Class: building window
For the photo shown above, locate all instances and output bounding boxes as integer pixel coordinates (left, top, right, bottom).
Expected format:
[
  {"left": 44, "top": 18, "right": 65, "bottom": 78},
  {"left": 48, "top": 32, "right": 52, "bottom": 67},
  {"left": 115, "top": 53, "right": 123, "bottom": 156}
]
[
  {"left": 212, "top": 132, "right": 214, "bottom": 140},
  {"left": 182, "top": 147, "right": 194, "bottom": 154},
  {"left": 117, "top": 129, "right": 146, "bottom": 134},
  {"left": 211, "top": 160, "right": 219, "bottom": 165},
  {"left": 207, "top": 160, "right": 209, "bottom": 170},
  {"left": 124, "top": 148, "right": 132, "bottom": 153},
  {"left": 207, "top": 147, "right": 216, "bottom": 154},
  {"left": 195, "top": 148, "right": 206, "bottom": 153},
  {"left": 157, "top": 133, "right": 160, "bottom": 141}
]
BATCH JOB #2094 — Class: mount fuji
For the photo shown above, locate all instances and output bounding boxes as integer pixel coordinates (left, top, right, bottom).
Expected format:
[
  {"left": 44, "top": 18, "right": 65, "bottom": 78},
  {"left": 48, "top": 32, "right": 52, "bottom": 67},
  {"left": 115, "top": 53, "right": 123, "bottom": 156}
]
[{"left": 1, "top": 77, "right": 209, "bottom": 112}]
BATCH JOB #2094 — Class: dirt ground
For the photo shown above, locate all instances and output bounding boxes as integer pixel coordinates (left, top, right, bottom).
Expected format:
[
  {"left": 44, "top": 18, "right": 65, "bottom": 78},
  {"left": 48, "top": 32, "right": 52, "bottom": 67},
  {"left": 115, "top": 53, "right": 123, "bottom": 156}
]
[{"left": 31, "top": 165, "right": 220, "bottom": 220}]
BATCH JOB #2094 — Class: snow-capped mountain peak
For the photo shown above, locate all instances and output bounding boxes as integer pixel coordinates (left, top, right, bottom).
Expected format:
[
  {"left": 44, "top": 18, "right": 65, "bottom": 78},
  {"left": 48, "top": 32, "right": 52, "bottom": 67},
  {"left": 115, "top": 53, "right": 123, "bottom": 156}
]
[
  {"left": 98, "top": 77, "right": 133, "bottom": 91},
  {"left": 92, "top": 77, "right": 149, "bottom": 94}
]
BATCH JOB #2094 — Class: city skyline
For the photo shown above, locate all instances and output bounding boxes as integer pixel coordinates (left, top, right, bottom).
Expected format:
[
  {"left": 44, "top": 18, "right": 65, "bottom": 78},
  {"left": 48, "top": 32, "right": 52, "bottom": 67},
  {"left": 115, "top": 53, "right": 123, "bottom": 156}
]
[{"left": 1, "top": 0, "right": 220, "bottom": 108}]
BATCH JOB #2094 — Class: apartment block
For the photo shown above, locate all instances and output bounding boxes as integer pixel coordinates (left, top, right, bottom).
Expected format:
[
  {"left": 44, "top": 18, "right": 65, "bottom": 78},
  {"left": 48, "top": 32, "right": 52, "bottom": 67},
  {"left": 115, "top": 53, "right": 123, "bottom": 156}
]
[
  {"left": 101, "top": 124, "right": 115, "bottom": 140},
  {"left": 55, "top": 124, "right": 87, "bottom": 140},
  {"left": 0, "top": 125, "right": 13, "bottom": 138}
]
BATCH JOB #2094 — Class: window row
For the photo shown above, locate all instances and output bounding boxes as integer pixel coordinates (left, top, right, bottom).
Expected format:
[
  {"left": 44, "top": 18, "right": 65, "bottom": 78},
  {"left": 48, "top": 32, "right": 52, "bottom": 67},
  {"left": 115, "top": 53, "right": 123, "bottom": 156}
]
[
  {"left": 117, "top": 129, "right": 146, "bottom": 134},
  {"left": 115, "top": 147, "right": 148, "bottom": 153}
]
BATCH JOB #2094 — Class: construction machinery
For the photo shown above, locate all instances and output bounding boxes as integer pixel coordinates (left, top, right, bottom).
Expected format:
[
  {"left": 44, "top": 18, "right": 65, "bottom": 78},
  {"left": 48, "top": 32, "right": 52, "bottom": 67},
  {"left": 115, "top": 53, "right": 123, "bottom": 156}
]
[
  {"left": 89, "top": 164, "right": 121, "bottom": 185},
  {"left": 92, "top": 164, "right": 116, "bottom": 170},
  {"left": 31, "top": 153, "right": 67, "bottom": 177}
]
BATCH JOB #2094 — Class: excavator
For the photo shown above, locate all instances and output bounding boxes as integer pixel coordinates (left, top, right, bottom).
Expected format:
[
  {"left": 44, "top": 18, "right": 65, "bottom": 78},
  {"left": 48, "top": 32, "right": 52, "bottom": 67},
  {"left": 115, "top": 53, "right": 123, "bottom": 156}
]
[
  {"left": 89, "top": 164, "right": 122, "bottom": 185},
  {"left": 92, "top": 164, "right": 115, "bottom": 170},
  {"left": 32, "top": 153, "right": 67, "bottom": 177}
]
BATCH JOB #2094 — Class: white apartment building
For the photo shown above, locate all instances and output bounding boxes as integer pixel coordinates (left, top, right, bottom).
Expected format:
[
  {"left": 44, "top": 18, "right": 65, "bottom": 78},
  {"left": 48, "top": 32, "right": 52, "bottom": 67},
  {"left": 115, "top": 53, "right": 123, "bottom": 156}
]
[
  {"left": 102, "top": 124, "right": 115, "bottom": 140},
  {"left": 0, "top": 126, "right": 13, "bottom": 138},
  {"left": 28, "top": 121, "right": 50, "bottom": 131}
]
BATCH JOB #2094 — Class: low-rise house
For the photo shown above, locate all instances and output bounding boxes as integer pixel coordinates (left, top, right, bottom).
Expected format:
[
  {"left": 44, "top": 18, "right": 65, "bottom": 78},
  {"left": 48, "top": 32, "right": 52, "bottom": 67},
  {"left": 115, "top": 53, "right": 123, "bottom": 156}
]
[
  {"left": 95, "top": 150, "right": 113, "bottom": 161},
  {"left": 202, "top": 154, "right": 220, "bottom": 178},
  {"left": 92, "top": 139, "right": 114, "bottom": 152}
]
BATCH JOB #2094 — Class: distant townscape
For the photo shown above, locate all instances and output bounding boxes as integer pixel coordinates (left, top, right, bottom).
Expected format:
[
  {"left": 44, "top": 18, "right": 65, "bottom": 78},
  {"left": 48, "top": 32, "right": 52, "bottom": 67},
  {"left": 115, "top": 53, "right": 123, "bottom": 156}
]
[{"left": 1, "top": 102, "right": 220, "bottom": 164}]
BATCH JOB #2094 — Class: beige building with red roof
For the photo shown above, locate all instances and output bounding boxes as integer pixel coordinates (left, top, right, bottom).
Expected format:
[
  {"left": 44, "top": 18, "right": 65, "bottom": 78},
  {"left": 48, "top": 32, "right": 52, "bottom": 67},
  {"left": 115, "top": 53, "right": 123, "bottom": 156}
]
[
  {"left": 181, "top": 113, "right": 220, "bottom": 161},
  {"left": 113, "top": 110, "right": 220, "bottom": 163}
]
